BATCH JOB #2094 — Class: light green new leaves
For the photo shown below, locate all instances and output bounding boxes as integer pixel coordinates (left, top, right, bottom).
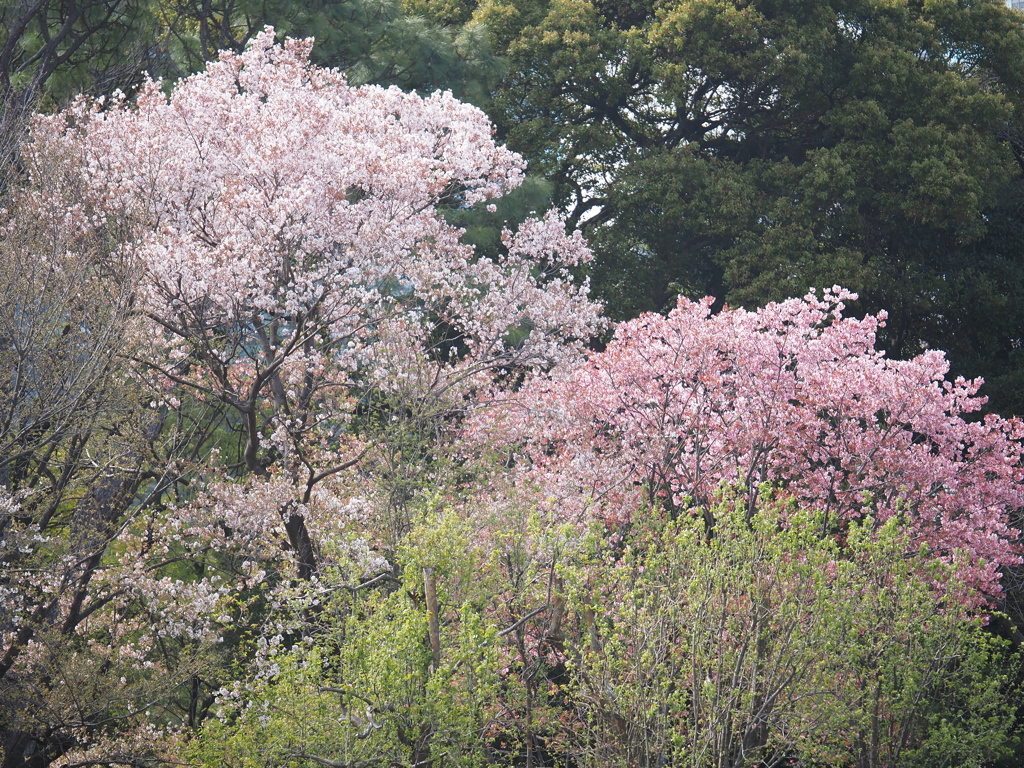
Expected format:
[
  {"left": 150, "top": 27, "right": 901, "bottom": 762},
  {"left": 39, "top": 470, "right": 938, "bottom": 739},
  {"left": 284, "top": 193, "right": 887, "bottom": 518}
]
[
  {"left": 563, "top": 492, "right": 1022, "bottom": 767},
  {"left": 189, "top": 508, "right": 504, "bottom": 768}
]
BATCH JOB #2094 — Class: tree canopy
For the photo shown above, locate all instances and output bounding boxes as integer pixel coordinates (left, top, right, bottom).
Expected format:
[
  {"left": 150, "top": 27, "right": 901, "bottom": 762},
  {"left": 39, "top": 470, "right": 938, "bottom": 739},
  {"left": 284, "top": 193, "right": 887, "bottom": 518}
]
[
  {"left": 469, "top": 0, "right": 1024, "bottom": 409},
  {"left": 474, "top": 288, "right": 1024, "bottom": 598},
  {"left": 1, "top": 33, "right": 600, "bottom": 766},
  {"left": 5, "top": 5, "right": 1024, "bottom": 768}
]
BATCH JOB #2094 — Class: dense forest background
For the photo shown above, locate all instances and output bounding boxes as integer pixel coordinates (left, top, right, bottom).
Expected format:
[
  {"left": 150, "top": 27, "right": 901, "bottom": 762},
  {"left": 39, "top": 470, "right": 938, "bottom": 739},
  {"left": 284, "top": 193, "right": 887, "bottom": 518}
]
[{"left": 5, "top": 0, "right": 1024, "bottom": 766}]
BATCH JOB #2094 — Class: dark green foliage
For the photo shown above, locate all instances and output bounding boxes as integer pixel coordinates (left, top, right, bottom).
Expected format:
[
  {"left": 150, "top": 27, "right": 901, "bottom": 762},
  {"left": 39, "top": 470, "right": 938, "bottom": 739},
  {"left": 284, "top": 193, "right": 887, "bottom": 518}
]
[
  {"left": 0, "top": 0, "right": 161, "bottom": 104},
  {"left": 479, "top": 0, "right": 1024, "bottom": 412},
  {"left": 158, "top": 0, "right": 504, "bottom": 102}
]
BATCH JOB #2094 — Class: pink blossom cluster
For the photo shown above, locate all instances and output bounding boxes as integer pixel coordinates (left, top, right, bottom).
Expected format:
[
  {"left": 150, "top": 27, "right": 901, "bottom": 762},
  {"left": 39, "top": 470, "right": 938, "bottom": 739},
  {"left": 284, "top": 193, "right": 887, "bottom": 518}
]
[{"left": 474, "top": 288, "right": 1024, "bottom": 598}]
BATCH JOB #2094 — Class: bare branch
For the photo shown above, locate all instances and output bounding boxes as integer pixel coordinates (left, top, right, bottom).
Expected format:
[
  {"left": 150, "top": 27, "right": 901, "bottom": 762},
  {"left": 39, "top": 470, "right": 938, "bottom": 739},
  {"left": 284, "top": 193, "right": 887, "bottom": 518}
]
[{"left": 498, "top": 605, "right": 548, "bottom": 638}]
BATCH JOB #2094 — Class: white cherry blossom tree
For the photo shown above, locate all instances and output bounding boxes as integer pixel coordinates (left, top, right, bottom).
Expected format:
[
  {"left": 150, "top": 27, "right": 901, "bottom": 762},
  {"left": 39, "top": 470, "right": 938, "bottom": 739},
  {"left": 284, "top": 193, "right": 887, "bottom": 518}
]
[{"left": 30, "top": 27, "right": 602, "bottom": 572}]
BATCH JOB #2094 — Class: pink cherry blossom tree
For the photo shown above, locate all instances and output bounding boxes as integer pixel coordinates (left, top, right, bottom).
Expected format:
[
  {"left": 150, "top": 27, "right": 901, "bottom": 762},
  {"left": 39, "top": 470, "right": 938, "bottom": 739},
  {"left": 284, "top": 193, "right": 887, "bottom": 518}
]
[{"left": 473, "top": 288, "right": 1024, "bottom": 601}]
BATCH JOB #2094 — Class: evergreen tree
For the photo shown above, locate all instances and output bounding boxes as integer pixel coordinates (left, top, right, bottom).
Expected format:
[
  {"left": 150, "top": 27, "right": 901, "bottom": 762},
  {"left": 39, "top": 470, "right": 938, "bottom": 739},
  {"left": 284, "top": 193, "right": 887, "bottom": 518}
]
[{"left": 474, "top": 0, "right": 1024, "bottom": 412}]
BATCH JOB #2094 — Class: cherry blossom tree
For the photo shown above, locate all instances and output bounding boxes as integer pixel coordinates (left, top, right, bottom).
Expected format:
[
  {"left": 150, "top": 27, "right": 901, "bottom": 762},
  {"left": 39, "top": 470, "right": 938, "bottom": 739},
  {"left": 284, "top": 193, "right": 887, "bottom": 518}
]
[
  {"left": 29, "top": 26, "right": 601, "bottom": 569},
  {"left": 474, "top": 288, "right": 1024, "bottom": 601},
  {"left": 1, "top": 30, "right": 603, "bottom": 766}
]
